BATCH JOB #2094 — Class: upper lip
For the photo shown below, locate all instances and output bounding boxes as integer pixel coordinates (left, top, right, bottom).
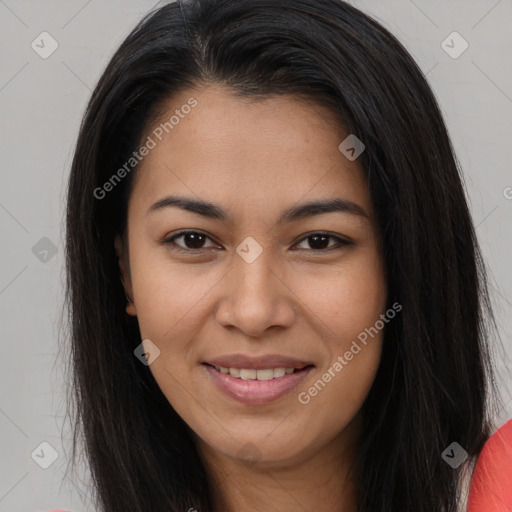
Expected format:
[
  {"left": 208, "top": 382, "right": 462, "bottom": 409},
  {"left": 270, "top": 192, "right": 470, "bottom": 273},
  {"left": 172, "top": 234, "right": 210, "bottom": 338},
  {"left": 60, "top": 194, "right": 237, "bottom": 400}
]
[{"left": 204, "top": 354, "right": 312, "bottom": 370}]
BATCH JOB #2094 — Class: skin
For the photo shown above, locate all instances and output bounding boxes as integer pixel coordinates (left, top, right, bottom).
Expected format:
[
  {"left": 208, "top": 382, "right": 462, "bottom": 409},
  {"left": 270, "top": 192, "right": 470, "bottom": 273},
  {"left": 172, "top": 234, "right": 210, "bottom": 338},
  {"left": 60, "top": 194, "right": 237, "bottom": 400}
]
[{"left": 115, "top": 83, "right": 387, "bottom": 512}]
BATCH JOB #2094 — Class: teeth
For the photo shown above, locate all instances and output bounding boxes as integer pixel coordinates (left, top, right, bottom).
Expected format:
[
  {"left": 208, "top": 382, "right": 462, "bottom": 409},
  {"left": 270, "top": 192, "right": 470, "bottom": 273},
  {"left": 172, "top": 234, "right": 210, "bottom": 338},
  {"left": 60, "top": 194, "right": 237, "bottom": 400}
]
[
  {"left": 229, "top": 367, "right": 240, "bottom": 378},
  {"left": 273, "top": 368, "right": 286, "bottom": 378},
  {"left": 213, "top": 365, "right": 298, "bottom": 380},
  {"left": 240, "top": 369, "right": 257, "bottom": 380}
]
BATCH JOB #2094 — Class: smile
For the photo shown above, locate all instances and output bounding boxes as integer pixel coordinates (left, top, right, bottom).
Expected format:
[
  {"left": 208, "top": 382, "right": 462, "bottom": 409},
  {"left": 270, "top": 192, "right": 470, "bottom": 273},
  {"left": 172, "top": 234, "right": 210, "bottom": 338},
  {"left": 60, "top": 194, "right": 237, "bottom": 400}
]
[
  {"left": 202, "top": 362, "right": 314, "bottom": 404},
  {"left": 211, "top": 365, "right": 297, "bottom": 380}
]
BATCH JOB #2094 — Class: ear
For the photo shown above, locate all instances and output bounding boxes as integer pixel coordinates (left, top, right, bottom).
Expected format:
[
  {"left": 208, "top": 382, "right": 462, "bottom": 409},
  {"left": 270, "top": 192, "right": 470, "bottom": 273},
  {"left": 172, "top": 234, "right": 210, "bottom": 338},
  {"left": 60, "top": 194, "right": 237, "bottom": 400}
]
[{"left": 114, "top": 234, "right": 137, "bottom": 316}]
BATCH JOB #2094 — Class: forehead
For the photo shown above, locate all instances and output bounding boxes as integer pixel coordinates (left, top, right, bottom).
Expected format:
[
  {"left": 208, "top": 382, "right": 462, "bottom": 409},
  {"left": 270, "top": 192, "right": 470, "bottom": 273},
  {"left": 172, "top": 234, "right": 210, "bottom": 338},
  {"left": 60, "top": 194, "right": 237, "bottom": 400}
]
[{"left": 129, "top": 84, "right": 372, "bottom": 221}]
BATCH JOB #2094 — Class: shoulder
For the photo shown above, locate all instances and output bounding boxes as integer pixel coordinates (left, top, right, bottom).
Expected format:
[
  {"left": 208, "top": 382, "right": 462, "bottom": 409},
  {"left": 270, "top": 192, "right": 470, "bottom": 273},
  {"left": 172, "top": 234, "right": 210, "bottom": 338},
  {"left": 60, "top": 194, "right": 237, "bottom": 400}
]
[{"left": 467, "top": 419, "right": 512, "bottom": 511}]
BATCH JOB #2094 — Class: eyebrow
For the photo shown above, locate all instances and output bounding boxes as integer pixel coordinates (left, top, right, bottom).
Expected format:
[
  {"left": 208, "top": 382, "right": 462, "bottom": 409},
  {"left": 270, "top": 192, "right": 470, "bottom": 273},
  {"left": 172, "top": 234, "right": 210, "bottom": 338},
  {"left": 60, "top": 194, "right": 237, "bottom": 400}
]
[{"left": 147, "top": 195, "right": 369, "bottom": 223}]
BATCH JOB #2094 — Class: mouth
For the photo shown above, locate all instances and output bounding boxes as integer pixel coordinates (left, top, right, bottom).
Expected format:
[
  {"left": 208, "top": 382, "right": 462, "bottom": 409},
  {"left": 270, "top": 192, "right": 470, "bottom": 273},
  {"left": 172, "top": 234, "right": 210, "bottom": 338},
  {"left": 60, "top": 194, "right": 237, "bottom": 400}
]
[
  {"left": 202, "top": 360, "right": 315, "bottom": 404},
  {"left": 204, "top": 363, "right": 312, "bottom": 380}
]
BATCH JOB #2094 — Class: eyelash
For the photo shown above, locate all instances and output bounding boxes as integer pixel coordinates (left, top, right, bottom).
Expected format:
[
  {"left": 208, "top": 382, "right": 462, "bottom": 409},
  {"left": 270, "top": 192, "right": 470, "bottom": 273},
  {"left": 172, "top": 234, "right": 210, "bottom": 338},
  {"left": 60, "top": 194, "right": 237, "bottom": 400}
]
[{"left": 161, "top": 230, "right": 352, "bottom": 254}]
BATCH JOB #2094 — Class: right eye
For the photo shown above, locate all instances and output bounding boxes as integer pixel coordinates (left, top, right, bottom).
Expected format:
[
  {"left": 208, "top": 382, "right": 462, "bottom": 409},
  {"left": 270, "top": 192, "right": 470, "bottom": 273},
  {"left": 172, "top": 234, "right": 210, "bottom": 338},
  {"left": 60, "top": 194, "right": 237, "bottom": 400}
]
[{"left": 162, "top": 230, "right": 221, "bottom": 253}]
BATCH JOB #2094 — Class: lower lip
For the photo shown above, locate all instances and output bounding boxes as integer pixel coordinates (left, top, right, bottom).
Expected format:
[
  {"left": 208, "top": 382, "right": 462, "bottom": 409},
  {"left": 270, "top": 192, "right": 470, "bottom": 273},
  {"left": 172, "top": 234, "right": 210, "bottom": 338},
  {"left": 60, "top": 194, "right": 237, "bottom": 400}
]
[{"left": 203, "top": 364, "right": 314, "bottom": 405}]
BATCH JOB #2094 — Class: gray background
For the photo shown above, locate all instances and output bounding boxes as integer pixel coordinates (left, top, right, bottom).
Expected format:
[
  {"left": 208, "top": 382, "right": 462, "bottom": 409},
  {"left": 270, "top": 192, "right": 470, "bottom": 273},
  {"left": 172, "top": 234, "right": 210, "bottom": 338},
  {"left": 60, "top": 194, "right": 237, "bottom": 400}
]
[{"left": 0, "top": 1, "right": 511, "bottom": 510}]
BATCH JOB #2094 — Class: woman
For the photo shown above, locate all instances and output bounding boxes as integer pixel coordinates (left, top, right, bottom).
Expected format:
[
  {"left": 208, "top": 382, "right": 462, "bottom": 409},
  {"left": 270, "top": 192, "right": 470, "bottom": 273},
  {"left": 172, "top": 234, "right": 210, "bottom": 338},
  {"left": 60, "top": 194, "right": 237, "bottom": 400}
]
[{"left": 62, "top": 0, "right": 503, "bottom": 510}]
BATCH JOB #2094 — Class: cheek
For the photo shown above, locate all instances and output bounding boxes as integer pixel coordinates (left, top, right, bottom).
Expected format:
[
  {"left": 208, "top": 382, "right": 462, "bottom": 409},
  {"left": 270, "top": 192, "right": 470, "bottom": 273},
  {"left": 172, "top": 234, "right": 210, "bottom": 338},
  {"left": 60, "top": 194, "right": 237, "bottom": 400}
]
[
  {"left": 128, "top": 250, "right": 220, "bottom": 342},
  {"left": 294, "top": 249, "right": 386, "bottom": 414},
  {"left": 294, "top": 249, "right": 387, "bottom": 342}
]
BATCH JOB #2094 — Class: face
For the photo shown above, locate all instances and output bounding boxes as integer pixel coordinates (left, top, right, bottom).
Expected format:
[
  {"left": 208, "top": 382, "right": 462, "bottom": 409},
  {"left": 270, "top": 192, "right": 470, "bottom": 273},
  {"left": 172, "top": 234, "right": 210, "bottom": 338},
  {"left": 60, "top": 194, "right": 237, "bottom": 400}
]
[{"left": 115, "top": 84, "right": 387, "bottom": 468}]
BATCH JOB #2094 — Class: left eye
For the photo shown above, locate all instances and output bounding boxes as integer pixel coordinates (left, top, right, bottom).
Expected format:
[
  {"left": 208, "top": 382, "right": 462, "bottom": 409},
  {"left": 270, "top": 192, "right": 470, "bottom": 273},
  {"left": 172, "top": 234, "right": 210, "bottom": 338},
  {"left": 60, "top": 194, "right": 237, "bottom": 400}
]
[
  {"left": 162, "top": 231, "right": 350, "bottom": 253},
  {"left": 294, "top": 233, "right": 350, "bottom": 251}
]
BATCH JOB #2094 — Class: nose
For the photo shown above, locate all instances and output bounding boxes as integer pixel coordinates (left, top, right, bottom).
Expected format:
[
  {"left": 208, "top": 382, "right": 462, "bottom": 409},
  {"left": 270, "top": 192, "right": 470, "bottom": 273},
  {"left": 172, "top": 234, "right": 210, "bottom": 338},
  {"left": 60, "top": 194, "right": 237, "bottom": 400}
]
[{"left": 214, "top": 244, "right": 296, "bottom": 338}]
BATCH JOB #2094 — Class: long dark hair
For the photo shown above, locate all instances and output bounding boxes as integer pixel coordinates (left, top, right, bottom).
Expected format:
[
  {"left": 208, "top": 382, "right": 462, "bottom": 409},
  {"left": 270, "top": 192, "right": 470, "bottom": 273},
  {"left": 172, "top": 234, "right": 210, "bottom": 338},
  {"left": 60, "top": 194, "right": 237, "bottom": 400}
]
[{"left": 62, "top": 0, "right": 502, "bottom": 510}]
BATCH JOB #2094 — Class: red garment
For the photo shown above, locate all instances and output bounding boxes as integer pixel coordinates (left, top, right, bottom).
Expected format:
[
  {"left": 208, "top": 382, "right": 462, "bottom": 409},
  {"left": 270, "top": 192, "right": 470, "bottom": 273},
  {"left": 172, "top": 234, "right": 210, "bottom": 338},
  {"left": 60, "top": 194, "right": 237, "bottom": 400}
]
[{"left": 467, "top": 419, "right": 512, "bottom": 511}]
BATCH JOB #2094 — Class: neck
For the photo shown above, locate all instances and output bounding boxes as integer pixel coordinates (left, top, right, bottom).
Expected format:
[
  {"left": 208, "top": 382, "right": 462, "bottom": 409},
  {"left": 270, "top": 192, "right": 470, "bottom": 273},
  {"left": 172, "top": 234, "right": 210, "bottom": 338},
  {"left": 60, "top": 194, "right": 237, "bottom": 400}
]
[{"left": 196, "top": 415, "right": 361, "bottom": 512}]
